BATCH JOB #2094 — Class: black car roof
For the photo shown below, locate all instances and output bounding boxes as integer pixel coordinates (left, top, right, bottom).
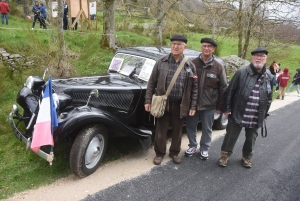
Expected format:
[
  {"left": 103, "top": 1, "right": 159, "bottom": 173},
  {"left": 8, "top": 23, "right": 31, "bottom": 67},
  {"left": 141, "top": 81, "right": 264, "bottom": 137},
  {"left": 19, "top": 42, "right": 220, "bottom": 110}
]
[
  {"left": 116, "top": 46, "right": 201, "bottom": 61},
  {"left": 116, "top": 46, "right": 225, "bottom": 67}
]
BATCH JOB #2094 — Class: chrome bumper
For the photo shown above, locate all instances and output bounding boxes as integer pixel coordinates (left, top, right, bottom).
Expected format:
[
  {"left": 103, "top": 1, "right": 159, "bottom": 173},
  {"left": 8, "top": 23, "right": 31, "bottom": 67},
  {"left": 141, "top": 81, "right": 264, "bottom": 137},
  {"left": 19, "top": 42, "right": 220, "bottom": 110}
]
[{"left": 9, "top": 111, "right": 52, "bottom": 162}]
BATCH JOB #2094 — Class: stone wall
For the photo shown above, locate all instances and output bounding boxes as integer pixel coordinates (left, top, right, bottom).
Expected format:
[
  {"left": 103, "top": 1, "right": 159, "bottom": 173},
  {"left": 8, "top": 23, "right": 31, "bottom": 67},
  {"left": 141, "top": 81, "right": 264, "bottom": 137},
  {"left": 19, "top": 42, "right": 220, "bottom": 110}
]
[{"left": 0, "top": 48, "right": 35, "bottom": 69}]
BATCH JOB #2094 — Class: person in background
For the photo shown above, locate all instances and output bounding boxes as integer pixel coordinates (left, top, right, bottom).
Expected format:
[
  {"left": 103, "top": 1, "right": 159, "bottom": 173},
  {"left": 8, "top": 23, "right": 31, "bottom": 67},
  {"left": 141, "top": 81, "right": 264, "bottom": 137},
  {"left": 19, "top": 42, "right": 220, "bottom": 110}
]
[
  {"left": 275, "top": 68, "right": 283, "bottom": 92},
  {"left": 269, "top": 61, "right": 278, "bottom": 88},
  {"left": 63, "top": 1, "right": 68, "bottom": 30},
  {"left": 276, "top": 67, "right": 290, "bottom": 100},
  {"left": 0, "top": 0, "right": 10, "bottom": 25},
  {"left": 39, "top": 2, "right": 47, "bottom": 29},
  {"left": 145, "top": 35, "right": 198, "bottom": 165},
  {"left": 286, "top": 68, "right": 300, "bottom": 97},
  {"left": 218, "top": 47, "right": 273, "bottom": 168},
  {"left": 185, "top": 38, "right": 227, "bottom": 160},
  {"left": 31, "top": 1, "right": 41, "bottom": 29}
]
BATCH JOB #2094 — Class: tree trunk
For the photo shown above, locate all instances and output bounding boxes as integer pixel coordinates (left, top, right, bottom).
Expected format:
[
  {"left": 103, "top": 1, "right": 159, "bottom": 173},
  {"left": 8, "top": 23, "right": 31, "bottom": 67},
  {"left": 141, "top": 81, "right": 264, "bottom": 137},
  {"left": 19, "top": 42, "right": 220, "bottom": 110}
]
[
  {"left": 57, "top": 0, "right": 66, "bottom": 58},
  {"left": 241, "top": 2, "right": 256, "bottom": 59},
  {"left": 237, "top": 0, "right": 243, "bottom": 58},
  {"left": 101, "top": 0, "right": 116, "bottom": 49},
  {"left": 155, "top": 0, "right": 164, "bottom": 45},
  {"left": 22, "top": 0, "right": 30, "bottom": 17}
]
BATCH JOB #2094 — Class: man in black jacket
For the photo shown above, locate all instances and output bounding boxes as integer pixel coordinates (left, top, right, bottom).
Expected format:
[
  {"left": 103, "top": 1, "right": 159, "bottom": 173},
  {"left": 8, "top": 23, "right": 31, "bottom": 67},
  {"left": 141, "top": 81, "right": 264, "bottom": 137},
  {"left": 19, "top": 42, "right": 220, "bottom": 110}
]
[{"left": 218, "top": 47, "right": 273, "bottom": 168}]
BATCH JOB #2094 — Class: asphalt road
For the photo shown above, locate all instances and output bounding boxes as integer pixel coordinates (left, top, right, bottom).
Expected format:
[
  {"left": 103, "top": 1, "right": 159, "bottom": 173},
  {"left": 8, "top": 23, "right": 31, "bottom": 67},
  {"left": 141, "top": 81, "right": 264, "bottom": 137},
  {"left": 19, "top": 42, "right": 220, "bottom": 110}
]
[{"left": 81, "top": 100, "right": 300, "bottom": 201}]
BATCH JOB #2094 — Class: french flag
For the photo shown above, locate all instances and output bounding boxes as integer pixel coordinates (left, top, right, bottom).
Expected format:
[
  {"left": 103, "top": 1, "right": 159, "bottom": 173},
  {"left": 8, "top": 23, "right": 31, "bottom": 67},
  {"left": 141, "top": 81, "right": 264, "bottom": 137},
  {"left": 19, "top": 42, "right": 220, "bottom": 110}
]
[{"left": 31, "top": 76, "right": 58, "bottom": 153}]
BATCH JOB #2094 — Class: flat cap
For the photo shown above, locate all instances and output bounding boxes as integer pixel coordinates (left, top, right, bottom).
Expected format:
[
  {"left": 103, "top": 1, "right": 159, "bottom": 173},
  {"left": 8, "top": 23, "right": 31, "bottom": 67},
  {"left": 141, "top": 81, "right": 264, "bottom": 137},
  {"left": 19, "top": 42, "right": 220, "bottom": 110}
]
[
  {"left": 251, "top": 47, "right": 268, "bottom": 55},
  {"left": 170, "top": 35, "right": 187, "bottom": 44},
  {"left": 200, "top": 38, "right": 217, "bottom": 47}
]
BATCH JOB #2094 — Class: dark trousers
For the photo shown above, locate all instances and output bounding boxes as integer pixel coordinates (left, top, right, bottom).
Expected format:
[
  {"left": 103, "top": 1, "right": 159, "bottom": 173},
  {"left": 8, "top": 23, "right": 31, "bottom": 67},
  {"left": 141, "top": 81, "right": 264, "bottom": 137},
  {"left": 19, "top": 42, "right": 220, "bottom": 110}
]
[
  {"left": 154, "top": 101, "right": 184, "bottom": 158},
  {"left": 32, "top": 14, "right": 42, "bottom": 28},
  {"left": 63, "top": 17, "right": 68, "bottom": 30},
  {"left": 221, "top": 120, "right": 258, "bottom": 159}
]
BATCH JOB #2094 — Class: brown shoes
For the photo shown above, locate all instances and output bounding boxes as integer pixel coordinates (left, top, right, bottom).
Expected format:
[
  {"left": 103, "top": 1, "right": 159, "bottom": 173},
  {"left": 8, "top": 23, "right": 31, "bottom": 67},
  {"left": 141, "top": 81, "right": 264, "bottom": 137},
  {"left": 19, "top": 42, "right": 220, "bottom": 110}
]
[
  {"left": 218, "top": 151, "right": 229, "bottom": 167},
  {"left": 153, "top": 155, "right": 181, "bottom": 165},
  {"left": 153, "top": 156, "right": 163, "bottom": 165},
  {"left": 170, "top": 155, "right": 181, "bottom": 164},
  {"left": 241, "top": 157, "right": 252, "bottom": 168}
]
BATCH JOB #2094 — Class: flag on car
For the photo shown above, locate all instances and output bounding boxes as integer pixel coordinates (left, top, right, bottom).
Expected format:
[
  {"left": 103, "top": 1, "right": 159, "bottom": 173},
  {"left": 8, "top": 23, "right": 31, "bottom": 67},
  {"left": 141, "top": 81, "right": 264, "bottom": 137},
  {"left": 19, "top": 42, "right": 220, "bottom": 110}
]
[{"left": 31, "top": 76, "right": 58, "bottom": 153}]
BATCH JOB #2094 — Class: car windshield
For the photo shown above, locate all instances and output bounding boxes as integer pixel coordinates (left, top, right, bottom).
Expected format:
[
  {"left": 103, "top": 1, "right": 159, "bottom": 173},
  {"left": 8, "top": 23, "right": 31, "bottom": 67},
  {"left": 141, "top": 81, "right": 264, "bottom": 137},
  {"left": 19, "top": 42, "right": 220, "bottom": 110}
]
[{"left": 108, "top": 53, "right": 156, "bottom": 82}]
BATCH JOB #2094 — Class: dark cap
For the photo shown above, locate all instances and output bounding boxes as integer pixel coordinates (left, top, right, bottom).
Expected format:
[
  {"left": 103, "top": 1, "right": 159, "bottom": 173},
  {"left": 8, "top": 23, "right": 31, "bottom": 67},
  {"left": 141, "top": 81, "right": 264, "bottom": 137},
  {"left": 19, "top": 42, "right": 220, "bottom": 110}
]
[
  {"left": 170, "top": 35, "right": 187, "bottom": 44},
  {"left": 251, "top": 47, "right": 268, "bottom": 55},
  {"left": 200, "top": 38, "right": 217, "bottom": 47}
]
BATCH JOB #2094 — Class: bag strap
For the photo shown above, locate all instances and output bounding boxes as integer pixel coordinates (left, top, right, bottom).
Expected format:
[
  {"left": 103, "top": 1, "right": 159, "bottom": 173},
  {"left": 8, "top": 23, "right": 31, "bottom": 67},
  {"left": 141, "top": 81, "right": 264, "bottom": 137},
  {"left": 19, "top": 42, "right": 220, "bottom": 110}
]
[{"left": 165, "top": 56, "right": 188, "bottom": 97}]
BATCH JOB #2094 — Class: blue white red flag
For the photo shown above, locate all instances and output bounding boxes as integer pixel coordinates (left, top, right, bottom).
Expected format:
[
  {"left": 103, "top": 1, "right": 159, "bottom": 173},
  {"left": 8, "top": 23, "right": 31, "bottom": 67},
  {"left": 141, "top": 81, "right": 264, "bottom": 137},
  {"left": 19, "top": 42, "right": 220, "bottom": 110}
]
[{"left": 31, "top": 76, "right": 58, "bottom": 153}]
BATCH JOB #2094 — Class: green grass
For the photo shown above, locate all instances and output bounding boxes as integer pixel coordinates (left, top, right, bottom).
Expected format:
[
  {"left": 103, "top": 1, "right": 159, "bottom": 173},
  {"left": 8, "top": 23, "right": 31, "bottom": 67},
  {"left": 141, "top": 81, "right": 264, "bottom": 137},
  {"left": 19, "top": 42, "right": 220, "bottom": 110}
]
[{"left": 1, "top": 12, "right": 300, "bottom": 199}]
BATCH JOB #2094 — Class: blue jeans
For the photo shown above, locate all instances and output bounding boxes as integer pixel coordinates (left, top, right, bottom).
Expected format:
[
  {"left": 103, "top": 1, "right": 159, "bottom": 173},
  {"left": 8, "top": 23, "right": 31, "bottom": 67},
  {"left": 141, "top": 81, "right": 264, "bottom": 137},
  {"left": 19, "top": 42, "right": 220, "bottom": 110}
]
[
  {"left": 286, "top": 83, "right": 299, "bottom": 94},
  {"left": 186, "top": 108, "right": 215, "bottom": 151},
  {"left": 1, "top": 14, "right": 8, "bottom": 25}
]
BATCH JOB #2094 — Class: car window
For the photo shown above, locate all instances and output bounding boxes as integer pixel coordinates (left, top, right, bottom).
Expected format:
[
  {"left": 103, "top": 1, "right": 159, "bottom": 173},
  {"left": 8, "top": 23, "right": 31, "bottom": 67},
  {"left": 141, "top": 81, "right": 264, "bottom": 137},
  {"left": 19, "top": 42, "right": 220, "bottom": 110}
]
[{"left": 109, "top": 53, "right": 156, "bottom": 82}]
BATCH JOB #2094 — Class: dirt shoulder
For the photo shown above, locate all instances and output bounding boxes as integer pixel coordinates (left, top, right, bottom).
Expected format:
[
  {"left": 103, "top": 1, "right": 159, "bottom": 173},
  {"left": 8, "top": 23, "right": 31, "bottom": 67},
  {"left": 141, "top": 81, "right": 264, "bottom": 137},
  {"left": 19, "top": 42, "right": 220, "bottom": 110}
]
[{"left": 5, "top": 92, "right": 299, "bottom": 201}]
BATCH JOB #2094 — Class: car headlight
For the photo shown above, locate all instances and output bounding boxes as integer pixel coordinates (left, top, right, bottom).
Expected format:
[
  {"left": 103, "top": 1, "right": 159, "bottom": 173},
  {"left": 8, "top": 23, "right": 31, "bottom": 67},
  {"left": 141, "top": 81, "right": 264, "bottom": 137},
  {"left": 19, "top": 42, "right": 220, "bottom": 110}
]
[
  {"left": 52, "top": 93, "right": 59, "bottom": 109},
  {"left": 24, "top": 76, "right": 34, "bottom": 89}
]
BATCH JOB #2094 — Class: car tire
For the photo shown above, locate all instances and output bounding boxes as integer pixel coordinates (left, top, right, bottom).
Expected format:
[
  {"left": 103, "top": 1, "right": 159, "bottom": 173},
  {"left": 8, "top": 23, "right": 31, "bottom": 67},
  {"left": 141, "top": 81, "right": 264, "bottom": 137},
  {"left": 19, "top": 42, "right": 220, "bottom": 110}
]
[
  {"left": 213, "top": 113, "right": 228, "bottom": 130},
  {"left": 69, "top": 124, "right": 108, "bottom": 178}
]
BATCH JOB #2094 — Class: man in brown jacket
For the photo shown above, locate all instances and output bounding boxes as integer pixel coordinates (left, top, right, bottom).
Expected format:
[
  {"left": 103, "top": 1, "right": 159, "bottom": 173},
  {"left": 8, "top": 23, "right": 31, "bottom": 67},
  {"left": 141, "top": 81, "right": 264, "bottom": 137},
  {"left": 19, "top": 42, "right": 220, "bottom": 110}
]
[
  {"left": 185, "top": 38, "right": 227, "bottom": 160},
  {"left": 145, "top": 35, "right": 198, "bottom": 165}
]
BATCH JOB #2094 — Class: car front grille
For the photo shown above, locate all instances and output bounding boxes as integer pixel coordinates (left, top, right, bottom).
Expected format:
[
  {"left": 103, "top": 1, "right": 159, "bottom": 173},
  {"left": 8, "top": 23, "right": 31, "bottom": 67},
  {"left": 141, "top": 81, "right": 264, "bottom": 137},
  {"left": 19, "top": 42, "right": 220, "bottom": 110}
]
[{"left": 73, "top": 92, "right": 134, "bottom": 110}]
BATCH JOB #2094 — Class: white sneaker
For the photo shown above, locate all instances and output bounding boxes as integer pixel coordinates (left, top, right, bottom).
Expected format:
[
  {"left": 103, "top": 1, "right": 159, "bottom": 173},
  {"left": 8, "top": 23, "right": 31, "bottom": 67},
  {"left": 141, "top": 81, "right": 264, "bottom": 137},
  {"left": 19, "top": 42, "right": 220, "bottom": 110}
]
[
  {"left": 185, "top": 147, "right": 197, "bottom": 157},
  {"left": 285, "top": 93, "right": 288, "bottom": 95},
  {"left": 31, "top": 28, "right": 34, "bottom": 30},
  {"left": 200, "top": 150, "right": 209, "bottom": 160}
]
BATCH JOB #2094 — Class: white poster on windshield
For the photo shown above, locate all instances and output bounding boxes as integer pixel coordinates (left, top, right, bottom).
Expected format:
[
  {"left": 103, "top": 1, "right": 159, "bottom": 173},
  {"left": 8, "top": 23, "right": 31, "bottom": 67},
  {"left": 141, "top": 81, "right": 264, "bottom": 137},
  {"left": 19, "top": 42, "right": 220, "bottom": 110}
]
[{"left": 138, "top": 59, "right": 156, "bottom": 81}]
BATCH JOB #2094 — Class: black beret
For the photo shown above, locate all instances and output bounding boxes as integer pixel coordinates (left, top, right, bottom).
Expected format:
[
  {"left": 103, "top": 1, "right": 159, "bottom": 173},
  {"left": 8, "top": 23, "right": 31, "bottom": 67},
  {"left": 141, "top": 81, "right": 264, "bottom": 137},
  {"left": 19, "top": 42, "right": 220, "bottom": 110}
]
[
  {"left": 200, "top": 38, "right": 217, "bottom": 47},
  {"left": 251, "top": 47, "right": 268, "bottom": 55},
  {"left": 170, "top": 35, "right": 187, "bottom": 44}
]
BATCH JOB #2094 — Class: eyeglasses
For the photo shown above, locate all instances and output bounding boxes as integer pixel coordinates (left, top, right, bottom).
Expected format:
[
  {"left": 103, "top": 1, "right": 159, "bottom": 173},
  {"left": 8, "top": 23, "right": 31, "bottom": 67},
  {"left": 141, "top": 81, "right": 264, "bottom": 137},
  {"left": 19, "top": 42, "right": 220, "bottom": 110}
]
[
  {"left": 171, "top": 42, "right": 185, "bottom": 47},
  {"left": 252, "top": 54, "right": 267, "bottom": 58},
  {"left": 201, "top": 45, "right": 214, "bottom": 49}
]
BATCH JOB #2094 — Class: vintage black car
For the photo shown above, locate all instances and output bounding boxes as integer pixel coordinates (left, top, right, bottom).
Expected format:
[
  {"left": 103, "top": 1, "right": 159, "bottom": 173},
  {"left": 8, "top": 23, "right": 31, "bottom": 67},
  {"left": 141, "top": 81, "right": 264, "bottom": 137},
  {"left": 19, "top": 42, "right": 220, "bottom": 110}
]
[{"left": 9, "top": 46, "right": 228, "bottom": 178}]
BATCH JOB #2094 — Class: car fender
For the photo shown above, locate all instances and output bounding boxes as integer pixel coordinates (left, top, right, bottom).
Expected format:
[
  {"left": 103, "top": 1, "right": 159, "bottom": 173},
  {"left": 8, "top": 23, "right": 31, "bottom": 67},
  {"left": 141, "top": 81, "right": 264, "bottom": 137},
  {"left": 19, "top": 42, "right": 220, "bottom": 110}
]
[{"left": 56, "top": 107, "right": 152, "bottom": 141}]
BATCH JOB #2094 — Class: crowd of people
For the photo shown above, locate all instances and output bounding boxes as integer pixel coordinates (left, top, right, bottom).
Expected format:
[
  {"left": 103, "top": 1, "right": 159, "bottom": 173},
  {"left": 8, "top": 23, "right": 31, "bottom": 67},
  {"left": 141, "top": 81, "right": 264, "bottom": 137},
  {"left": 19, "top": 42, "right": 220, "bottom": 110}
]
[
  {"left": 145, "top": 35, "right": 275, "bottom": 168},
  {"left": 269, "top": 60, "right": 300, "bottom": 99}
]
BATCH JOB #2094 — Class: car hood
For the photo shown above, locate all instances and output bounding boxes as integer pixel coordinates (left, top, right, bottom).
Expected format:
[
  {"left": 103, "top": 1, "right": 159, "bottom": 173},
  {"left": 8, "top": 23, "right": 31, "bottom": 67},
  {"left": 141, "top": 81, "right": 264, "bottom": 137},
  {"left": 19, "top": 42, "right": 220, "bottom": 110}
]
[{"left": 53, "top": 73, "right": 143, "bottom": 117}]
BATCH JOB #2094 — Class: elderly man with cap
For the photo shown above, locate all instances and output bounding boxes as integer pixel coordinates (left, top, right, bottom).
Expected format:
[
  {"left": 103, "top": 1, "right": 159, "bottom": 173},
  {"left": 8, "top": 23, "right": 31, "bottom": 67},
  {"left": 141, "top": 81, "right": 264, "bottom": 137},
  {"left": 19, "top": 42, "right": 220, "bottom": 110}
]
[
  {"left": 145, "top": 35, "right": 198, "bottom": 165},
  {"left": 185, "top": 38, "right": 227, "bottom": 160},
  {"left": 218, "top": 47, "right": 273, "bottom": 168}
]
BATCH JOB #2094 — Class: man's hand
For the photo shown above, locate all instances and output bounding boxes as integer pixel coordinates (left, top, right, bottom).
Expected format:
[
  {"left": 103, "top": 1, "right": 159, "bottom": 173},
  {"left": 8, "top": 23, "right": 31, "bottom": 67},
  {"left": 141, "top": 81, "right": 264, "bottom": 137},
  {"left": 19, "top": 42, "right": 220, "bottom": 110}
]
[
  {"left": 144, "top": 103, "right": 151, "bottom": 112},
  {"left": 224, "top": 112, "right": 231, "bottom": 119},
  {"left": 189, "top": 109, "right": 196, "bottom": 116}
]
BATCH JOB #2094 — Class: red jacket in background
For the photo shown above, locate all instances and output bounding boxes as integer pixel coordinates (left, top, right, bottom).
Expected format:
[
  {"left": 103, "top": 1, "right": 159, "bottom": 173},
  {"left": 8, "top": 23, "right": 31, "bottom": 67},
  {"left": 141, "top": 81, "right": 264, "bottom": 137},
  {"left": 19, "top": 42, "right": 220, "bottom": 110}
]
[
  {"left": 277, "top": 73, "right": 290, "bottom": 87},
  {"left": 0, "top": 1, "right": 10, "bottom": 14}
]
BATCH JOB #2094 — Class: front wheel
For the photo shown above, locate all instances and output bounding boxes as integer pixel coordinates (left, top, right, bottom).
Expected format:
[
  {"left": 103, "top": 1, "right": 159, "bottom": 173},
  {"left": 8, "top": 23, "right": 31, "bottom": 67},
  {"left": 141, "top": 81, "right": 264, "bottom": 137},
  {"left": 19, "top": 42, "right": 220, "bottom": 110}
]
[
  {"left": 213, "top": 113, "right": 228, "bottom": 130},
  {"left": 69, "top": 124, "right": 108, "bottom": 178}
]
